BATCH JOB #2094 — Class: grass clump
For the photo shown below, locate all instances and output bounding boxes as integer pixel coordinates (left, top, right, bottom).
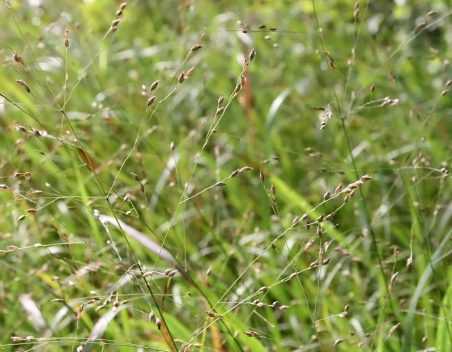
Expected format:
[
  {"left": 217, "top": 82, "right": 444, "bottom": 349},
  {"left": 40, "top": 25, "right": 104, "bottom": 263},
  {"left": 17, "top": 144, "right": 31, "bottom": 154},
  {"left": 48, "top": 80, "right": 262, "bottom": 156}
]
[{"left": 0, "top": 1, "right": 451, "bottom": 351}]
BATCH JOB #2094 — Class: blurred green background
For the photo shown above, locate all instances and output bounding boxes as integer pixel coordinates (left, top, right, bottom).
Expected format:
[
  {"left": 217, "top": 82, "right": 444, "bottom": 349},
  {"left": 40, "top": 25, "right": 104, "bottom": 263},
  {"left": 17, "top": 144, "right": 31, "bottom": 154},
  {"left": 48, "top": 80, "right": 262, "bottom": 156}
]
[{"left": 0, "top": 0, "right": 451, "bottom": 351}]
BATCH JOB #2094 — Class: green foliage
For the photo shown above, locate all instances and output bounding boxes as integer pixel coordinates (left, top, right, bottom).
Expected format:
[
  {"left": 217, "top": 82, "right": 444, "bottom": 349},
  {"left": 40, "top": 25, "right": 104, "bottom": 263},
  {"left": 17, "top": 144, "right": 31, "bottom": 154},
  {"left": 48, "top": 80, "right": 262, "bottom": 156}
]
[{"left": 0, "top": 0, "right": 451, "bottom": 351}]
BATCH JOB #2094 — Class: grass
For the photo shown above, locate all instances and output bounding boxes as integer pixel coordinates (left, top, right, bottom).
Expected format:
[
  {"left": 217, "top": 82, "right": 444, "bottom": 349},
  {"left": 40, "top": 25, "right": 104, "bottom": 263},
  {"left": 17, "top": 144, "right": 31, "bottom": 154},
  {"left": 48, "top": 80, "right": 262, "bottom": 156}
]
[{"left": 0, "top": 0, "right": 451, "bottom": 351}]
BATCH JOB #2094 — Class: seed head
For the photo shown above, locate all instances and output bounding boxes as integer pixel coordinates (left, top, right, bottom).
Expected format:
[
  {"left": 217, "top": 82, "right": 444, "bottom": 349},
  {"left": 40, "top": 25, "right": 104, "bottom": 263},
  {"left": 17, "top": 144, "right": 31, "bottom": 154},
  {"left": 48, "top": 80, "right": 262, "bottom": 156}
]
[
  {"left": 178, "top": 72, "right": 186, "bottom": 83},
  {"left": 64, "top": 29, "right": 70, "bottom": 48},
  {"left": 146, "top": 95, "right": 157, "bottom": 107},
  {"left": 16, "top": 79, "right": 31, "bottom": 93},
  {"left": 150, "top": 80, "right": 160, "bottom": 91},
  {"left": 13, "top": 53, "right": 25, "bottom": 65},
  {"left": 191, "top": 43, "right": 203, "bottom": 52},
  {"left": 248, "top": 48, "right": 256, "bottom": 62}
]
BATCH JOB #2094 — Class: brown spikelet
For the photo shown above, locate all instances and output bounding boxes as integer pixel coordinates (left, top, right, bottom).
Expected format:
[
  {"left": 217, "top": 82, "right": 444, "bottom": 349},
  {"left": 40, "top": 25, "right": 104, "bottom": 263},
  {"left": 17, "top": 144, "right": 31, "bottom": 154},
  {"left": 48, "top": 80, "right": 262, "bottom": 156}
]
[
  {"left": 64, "top": 29, "right": 70, "bottom": 48},
  {"left": 353, "top": 1, "right": 360, "bottom": 21},
  {"left": 150, "top": 80, "right": 160, "bottom": 91},
  {"left": 319, "top": 104, "right": 332, "bottom": 130},
  {"left": 185, "top": 66, "right": 196, "bottom": 78},
  {"left": 248, "top": 48, "right": 256, "bottom": 62},
  {"left": 16, "top": 80, "right": 31, "bottom": 93},
  {"left": 146, "top": 95, "right": 157, "bottom": 107},
  {"left": 191, "top": 43, "right": 203, "bottom": 52},
  {"left": 178, "top": 72, "right": 186, "bottom": 84},
  {"left": 13, "top": 53, "right": 25, "bottom": 66},
  {"left": 325, "top": 52, "right": 336, "bottom": 69}
]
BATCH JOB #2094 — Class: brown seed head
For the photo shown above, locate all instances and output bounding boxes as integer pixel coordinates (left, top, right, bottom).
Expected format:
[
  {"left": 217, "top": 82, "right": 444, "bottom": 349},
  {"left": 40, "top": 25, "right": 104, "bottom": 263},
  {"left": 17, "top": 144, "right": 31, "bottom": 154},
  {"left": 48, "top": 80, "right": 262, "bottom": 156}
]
[
  {"left": 150, "top": 80, "right": 160, "bottom": 91},
  {"left": 16, "top": 80, "right": 31, "bottom": 93},
  {"left": 64, "top": 29, "right": 70, "bottom": 48},
  {"left": 191, "top": 44, "right": 203, "bottom": 52},
  {"left": 146, "top": 95, "right": 157, "bottom": 106}
]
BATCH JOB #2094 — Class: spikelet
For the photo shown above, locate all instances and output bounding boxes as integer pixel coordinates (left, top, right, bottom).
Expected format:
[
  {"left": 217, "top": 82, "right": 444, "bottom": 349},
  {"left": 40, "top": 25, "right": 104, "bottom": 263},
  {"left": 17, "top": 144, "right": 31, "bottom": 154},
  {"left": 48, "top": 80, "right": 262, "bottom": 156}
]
[{"left": 319, "top": 104, "right": 332, "bottom": 130}]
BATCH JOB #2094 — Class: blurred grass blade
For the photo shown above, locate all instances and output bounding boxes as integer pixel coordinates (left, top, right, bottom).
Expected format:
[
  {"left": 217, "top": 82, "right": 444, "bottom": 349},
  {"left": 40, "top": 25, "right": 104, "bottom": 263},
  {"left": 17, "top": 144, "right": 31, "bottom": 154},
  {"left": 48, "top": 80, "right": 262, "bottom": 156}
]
[
  {"left": 98, "top": 215, "right": 176, "bottom": 264},
  {"left": 210, "top": 320, "right": 226, "bottom": 352},
  {"left": 19, "top": 294, "right": 47, "bottom": 331},
  {"left": 85, "top": 305, "right": 127, "bottom": 351},
  {"left": 266, "top": 89, "right": 290, "bottom": 128}
]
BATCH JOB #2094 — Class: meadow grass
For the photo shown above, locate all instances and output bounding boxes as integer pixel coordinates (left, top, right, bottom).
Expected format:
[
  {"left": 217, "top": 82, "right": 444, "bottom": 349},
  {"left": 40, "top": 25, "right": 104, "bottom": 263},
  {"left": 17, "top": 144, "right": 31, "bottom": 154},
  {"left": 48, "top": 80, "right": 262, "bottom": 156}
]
[{"left": 0, "top": 1, "right": 451, "bottom": 351}]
